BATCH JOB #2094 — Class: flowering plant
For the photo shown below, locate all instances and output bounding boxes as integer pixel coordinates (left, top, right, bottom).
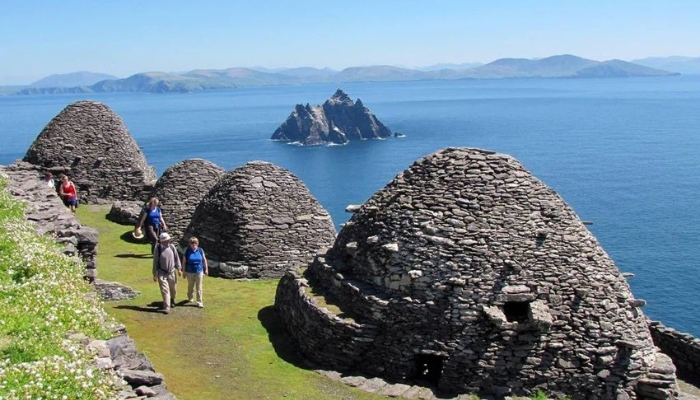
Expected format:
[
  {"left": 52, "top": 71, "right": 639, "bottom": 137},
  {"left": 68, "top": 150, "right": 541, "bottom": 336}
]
[{"left": 0, "top": 176, "right": 122, "bottom": 399}]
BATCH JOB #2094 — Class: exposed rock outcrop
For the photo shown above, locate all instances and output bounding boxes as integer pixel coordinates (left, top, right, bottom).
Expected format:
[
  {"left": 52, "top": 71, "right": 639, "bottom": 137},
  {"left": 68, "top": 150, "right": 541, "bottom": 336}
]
[
  {"left": 270, "top": 89, "right": 392, "bottom": 145},
  {"left": 23, "top": 100, "right": 156, "bottom": 203},
  {"left": 182, "top": 161, "right": 336, "bottom": 279},
  {"left": 151, "top": 158, "right": 225, "bottom": 243},
  {"left": 107, "top": 200, "right": 144, "bottom": 226},
  {"left": 275, "top": 147, "right": 679, "bottom": 399},
  {"left": 95, "top": 279, "right": 140, "bottom": 301},
  {"left": 81, "top": 330, "right": 177, "bottom": 399}
]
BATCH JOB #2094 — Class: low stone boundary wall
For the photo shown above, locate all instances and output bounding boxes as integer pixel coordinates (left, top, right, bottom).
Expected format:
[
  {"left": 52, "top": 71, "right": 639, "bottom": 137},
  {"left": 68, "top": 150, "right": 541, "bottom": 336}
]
[
  {"left": 648, "top": 320, "right": 700, "bottom": 385},
  {"left": 275, "top": 271, "right": 377, "bottom": 372},
  {"left": 1, "top": 161, "right": 98, "bottom": 281}
]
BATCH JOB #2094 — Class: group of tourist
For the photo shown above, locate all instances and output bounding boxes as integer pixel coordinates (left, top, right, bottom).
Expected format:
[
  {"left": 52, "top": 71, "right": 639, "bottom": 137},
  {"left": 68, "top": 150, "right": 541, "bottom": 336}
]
[
  {"left": 42, "top": 171, "right": 78, "bottom": 213},
  {"left": 135, "top": 198, "right": 209, "bottom": 314},
  {"left": 42, "top": 170, "right": 208, "bottom": 315}
]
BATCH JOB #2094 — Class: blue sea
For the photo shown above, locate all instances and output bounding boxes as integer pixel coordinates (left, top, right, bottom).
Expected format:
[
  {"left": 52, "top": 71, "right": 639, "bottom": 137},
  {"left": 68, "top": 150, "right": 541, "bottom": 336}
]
[{"left": 1, "top": 77, "right": 699, "bottom": 337}]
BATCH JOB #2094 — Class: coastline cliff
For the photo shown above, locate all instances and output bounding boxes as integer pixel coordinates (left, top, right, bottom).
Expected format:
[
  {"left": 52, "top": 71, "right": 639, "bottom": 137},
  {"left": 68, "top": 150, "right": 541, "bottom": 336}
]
[{"left": 271, "top": 89, "right": 392, "bottom": 146}]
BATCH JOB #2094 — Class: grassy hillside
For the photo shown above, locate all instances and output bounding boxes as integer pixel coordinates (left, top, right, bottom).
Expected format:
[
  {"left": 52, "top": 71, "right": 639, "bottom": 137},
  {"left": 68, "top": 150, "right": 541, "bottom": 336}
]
[
  {"left": 0, "top": 180, "right": 120, "bottom": 399},
  {"left": 78, "top": 205, "right": 384, "bottom": 400}
]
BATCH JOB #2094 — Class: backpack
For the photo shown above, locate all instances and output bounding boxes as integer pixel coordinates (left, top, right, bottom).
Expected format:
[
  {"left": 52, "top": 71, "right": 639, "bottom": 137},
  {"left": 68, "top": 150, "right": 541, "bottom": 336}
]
[
  {"left": 184, "top": 247, "right": 205, "bottom": 272},
  {"left": 185, "top": 247, "right": 204, "bottom": 259},
  {"left": 156, "top": 243, "right": 177, "bottom": 272}
]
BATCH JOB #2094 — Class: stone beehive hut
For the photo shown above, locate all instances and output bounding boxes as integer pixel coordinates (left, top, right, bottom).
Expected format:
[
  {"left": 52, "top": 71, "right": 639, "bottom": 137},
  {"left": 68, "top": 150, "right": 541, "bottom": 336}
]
[
  {"left": 23, "top": 101, "right": 156, "bottom": 203},
  {"left": 151, "top": 158, "right": 225, "bottom": 242},
  {"left": 182, "top": 161, "right": 337, "bottom": 279},
  {"left": 275, "top": 148, "right": 678, "bottom": 399}
]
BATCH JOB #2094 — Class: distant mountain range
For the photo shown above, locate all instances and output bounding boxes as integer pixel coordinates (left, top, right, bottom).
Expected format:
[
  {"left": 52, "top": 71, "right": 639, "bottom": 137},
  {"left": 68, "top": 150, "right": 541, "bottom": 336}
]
[
  {"left": 29, "top": 71, "right": 118, "bottom": 88},
  {"left": 8, "top": 55, "right": 681, "bottom": 95},
  {"left": 631, "top": 56, "right": 700, "bottom": 75}
]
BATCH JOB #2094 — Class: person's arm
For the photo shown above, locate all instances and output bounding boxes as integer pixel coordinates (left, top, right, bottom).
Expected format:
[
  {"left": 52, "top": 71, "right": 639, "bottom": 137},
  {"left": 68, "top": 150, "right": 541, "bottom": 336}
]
[
  {"left": 202, "top": 249, "right": 209, "bottom": 276},
  {"left": 152, "top": 245, "right": 159, "bottom": 281},
  {"left": 59, "top": 184, "right": 66, "bottom": 197},
  {"left": 159, "top": 211, "right": 168, "bottom": 231},
  {"left": 174, "top": 245, "right": 182, "bottom": 275}
]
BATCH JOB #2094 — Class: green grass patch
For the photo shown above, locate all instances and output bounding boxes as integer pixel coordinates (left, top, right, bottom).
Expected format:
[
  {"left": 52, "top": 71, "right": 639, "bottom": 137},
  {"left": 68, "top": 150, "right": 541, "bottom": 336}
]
[
  {"left": 78, "top": 204, "right": 383, "bottom": 400},
  {"left": 306, "top": 286, "right": 358, "bottom": 323}
]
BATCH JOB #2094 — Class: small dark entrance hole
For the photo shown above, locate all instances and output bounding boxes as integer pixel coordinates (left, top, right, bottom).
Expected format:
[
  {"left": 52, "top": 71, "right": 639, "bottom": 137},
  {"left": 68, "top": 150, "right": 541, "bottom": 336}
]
[
  {"left": 535, "top": 232, "right": 547, "bottom": 247},
  {"left": 413, "top": 354, "right": 444, "bottom": 385},
  {"left": 503, "top": 301, "right": 530, "bottom": 323}
]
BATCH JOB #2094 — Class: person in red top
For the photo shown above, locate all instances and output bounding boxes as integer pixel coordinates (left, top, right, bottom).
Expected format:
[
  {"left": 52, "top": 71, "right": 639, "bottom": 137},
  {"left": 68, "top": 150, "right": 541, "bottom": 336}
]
[{"left": 59, "top": 175, "right": 78, "bottom": 213}]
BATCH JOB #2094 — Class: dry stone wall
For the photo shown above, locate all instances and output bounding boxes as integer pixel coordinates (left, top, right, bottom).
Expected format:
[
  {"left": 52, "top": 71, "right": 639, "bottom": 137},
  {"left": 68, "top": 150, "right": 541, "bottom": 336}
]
[
  {"left": 183, "top": 161, "right": 336, "bottom": 279},
  {"left": 648, "top": 321, "right": 700, "bottom": 385},
  {"left": 1, "top": 161, "right": 98, "bottom": 281},
  {"left": 1, "top": 161, "right": 175, "bottom": 399},
  {"left": 151, "top": 158, "right": 225, "bottom": 243},
  {"left": 23, "top": 100, "right": 156, "bottom": 203},
  {"left": 275, "top": 148, "right": 679, "bottom": 399}
]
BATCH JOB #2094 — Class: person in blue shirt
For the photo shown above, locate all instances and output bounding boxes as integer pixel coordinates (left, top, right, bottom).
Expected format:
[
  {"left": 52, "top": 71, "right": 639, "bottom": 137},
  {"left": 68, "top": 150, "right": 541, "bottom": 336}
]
[
  {"left": 136, "top": 197, "right": 168, "bottom": 254},
  {"left": 181, "top": 236, "right": 209, "bottom": 308}
]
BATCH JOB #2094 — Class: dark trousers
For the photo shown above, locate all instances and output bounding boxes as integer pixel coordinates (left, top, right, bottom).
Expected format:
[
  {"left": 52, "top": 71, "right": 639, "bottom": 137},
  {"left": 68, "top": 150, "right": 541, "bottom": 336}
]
[{"left": 146, "top": 224, "right": 161, "bottom": 254}]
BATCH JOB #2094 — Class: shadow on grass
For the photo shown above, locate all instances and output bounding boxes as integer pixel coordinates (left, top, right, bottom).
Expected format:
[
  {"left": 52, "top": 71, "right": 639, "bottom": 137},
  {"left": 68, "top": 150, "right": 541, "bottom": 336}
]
[
  {"left": 115, "top": 253, "right": 152, "bottom": 259},
  {"left": 258, "top": 305, "right": 312, "bottom": 370},
  {"left": 114, "top": 301, "right": 164, "bottom": 314},
  {"left": 119, "top": 230, "right": 149, "bottom": 245}
]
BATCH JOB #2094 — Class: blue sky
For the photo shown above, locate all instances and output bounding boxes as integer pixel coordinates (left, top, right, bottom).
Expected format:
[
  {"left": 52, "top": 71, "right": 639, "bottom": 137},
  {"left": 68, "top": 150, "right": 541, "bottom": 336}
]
[{"left": 0, "top": 0, "right": 698, "bottom": 84}]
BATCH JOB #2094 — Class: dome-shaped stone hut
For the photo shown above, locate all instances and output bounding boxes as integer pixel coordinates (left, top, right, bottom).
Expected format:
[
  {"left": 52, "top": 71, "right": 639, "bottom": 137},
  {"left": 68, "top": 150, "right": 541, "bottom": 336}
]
[
  {"left": 182, "top": 161, "right": 337, "bottom": 279},
  {"left": 23, "top": 101, "right": 156, "bottom": 202},
  {"left": 275, "top": 148, "right": 678, "bottom": 399},
  {"left": 151, "top": 158, "right": 225, "bottom": 242}
]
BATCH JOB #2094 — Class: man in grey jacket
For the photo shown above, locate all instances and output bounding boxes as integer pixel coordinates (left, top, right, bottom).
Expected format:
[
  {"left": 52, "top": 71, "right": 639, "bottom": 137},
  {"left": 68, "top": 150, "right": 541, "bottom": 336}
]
[{"left": 153, "top": 232, "right": 182, "bottom": 314}]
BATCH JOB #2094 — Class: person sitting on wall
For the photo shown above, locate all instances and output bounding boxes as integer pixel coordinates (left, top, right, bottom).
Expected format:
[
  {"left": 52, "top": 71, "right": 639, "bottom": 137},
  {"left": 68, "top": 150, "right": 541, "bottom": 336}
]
[
  {"left": 59, "top": 175, "right": 78, "bottom": 213},
  {"left": 42, "top": 171, "right": 55, "bottom": 189},
  {"left": 136, "top": 197, "right": 168, "bottom": 254}
]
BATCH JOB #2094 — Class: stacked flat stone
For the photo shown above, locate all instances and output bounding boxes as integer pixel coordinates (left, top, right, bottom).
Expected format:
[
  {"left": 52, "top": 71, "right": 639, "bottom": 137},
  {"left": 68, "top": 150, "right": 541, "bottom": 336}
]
[
  {"left": 23, "top": 101, "right": 156, "bottom": 203},
  {"left": 183, "top": 161, "right": 337, "bottom": 279},
  {"left": 275, "top": 148, "right": 678, "bottom": 399},
  {"left": 648, "top": 320, "right": 700, "bottom": 386},
  {"left": 151, "top": 158, "right": 225, "bottom": 243},
  {"left": 1, "top": 161, "right": 98, "bottom": 282},
  {"left": 107, "top": 200, "right": 144, "bottom": 226}
]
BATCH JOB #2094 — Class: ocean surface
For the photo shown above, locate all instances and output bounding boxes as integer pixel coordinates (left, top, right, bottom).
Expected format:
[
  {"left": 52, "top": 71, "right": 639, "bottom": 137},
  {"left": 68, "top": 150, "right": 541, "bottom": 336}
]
[{"left": 1, "top": 77, "right": 699, "bottom": 337}]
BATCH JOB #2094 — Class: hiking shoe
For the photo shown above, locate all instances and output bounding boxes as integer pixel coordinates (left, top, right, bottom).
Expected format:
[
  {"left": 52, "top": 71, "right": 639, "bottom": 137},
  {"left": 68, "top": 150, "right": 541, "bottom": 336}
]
[
  {"left": 171, "top": 300, "right": 176, "bottom": 308},
  {"left": 197, "top": 303, "right": 204, "bottom": 308},
  {"left": 187, "top": 297, "right": 193, "bottom": 303},
  {"left": 163, "top": 308, "right": 170, "bottom": 314}
]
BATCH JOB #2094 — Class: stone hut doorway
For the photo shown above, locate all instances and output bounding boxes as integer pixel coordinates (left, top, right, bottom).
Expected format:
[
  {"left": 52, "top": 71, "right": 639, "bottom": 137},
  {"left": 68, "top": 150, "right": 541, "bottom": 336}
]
[
  {"left": 503, "top": 301, "right": 530, "bottom": 323},
  {"left": 412, "top": 354, "right": 445, "bottom": 386}
]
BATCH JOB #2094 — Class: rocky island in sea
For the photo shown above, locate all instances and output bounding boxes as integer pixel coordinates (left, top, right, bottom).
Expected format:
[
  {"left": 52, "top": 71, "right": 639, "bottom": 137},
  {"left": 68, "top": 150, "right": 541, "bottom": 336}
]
[{"left": 270, "top": 89, "right": 392, "bottom": 146}]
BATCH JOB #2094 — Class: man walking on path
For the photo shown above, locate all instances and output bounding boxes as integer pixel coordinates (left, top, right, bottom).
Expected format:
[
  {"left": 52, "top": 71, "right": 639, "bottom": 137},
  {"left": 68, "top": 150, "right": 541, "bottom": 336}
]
[{"left": 153, "top": 232, "right": 182, "bottom": 314}]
